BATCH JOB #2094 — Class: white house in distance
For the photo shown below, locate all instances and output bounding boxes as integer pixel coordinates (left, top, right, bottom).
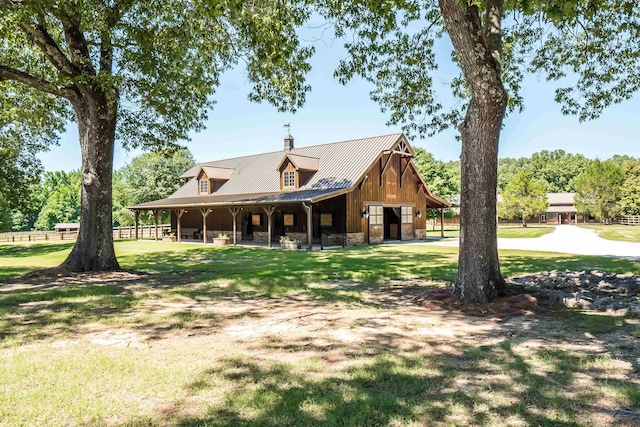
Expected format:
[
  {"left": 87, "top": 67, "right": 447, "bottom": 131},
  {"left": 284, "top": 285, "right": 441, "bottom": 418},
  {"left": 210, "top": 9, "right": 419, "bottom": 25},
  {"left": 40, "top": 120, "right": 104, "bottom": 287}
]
[{"left": 54, "top": 223, "right": 80, "bottom": 233}]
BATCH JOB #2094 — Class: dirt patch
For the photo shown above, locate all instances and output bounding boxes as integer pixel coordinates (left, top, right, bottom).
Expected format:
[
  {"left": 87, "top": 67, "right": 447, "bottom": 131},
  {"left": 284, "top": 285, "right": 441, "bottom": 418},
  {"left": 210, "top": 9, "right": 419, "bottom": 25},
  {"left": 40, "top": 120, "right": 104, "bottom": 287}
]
[
  {"left": 413, "top": 286, "right": 546, "bottom": 318},
  {"left": 2, "top": 269, "right": 148, "bottom": 291}
]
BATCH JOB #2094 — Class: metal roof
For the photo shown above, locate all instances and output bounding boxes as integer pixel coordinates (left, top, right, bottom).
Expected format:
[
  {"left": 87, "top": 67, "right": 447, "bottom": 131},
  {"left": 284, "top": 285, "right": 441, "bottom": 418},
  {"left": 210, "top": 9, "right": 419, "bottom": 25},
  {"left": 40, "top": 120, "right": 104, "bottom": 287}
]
[
  {"left": 279, "top": 154, "right": 320, "bottom": 171},
  {"left": 497, "top": 192, "right": 575, "bottom": 206},
  {"left": 202, "top": 166, "right": 235, "bottom": 180},
  {"left": 132, "top": 133, "right": 450, "bottom": 210},
  {"left": 131, "top": 189, "right": 345, "bottom": 209},
  {"left": 171, "top": 133, "right": 404, "bottom": 198},
  {"left": 54, "top": 223, "right": 80, "bottom": 229}
]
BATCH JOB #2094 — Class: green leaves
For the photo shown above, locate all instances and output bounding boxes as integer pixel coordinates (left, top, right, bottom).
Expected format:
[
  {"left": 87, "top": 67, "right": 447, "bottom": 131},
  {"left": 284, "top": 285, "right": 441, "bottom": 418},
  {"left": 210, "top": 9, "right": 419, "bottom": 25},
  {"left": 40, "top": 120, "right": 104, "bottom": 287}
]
[
  {"left": 574, "top": 159, "right": 624, "bottom": 221},
  {"left": 498, "top": 172, "right": 549, "bottom": 224}
]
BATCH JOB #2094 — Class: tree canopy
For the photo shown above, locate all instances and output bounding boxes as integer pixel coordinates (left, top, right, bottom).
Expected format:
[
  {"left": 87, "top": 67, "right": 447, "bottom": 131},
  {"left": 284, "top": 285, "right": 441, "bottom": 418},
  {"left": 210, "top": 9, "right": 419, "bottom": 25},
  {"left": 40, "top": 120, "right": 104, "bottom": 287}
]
[
  {"left": 320, "top": 0, "right": 640, "bottom": 302},
  {"left": 498, "top": 172, "right": 549, "bottom": 227},
  {"left": 574, "top": 160, "right": 625, "bottom": 222},
  {"left": 0, "top": 0, "right": 314, "bottom": 271}
]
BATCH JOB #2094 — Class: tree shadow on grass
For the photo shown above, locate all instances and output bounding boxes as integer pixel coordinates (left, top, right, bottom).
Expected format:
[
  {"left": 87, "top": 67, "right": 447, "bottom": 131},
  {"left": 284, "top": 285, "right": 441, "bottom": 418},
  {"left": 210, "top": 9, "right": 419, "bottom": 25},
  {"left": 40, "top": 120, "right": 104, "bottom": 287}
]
[
  {"left": 0, "top": 242, "right": 74, "bottom": 258},
  {"left": 148, "top": 319, "right": 639, "bottom": 427}
]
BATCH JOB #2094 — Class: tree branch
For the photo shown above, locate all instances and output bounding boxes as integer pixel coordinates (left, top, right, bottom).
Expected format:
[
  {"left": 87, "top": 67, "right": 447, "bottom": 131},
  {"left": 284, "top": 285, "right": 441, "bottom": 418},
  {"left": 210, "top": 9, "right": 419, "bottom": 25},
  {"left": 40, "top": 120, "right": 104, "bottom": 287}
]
[
  {"left": 57, "top": 11, "right": 97, "bottom": 76},
  {"left": 0, "top": 65, "right": 74, "bottom": 99},
  {"left": 485, "top": 0, "right": 503, "bottom": 71},
  {"left": 19, "top": 21, "right": 81, "bottom": 78}
]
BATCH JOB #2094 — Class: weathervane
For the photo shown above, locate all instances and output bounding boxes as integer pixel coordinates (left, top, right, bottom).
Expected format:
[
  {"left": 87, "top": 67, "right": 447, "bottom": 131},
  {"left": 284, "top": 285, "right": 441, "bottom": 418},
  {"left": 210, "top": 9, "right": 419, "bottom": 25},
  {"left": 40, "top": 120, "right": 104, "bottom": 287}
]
[{"left": 283, "top": 123, "right": 291, "bottom": 133}]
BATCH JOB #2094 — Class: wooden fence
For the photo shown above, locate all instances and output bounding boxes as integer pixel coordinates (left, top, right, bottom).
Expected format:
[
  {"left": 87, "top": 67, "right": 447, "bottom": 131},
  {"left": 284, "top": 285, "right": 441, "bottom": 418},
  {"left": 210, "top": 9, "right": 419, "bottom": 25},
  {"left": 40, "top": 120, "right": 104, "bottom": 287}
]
[
  {"left": 617, "top": 216, "right": 640, "bottom": 226},
  {"left": 0, "top": 224, "right": 172, "bottom": 243}
]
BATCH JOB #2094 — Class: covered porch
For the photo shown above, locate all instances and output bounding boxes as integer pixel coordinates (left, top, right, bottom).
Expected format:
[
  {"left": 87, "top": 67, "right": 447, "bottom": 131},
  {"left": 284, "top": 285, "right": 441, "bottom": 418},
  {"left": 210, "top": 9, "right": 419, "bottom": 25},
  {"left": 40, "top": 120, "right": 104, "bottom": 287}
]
[{"left": 130, "top": 191, "right": 348, "bottom": 250}]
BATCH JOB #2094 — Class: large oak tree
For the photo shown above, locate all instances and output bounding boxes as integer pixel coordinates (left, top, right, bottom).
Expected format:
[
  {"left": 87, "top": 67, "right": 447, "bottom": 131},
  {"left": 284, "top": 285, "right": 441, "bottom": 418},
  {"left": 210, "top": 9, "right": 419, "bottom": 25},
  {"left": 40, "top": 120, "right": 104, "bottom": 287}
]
[
  {"left": 0, "top": 0, "right": 313, "bottom": 271},
  {"left": 323, "top": 0, "right": 640, "bottom": 302}
]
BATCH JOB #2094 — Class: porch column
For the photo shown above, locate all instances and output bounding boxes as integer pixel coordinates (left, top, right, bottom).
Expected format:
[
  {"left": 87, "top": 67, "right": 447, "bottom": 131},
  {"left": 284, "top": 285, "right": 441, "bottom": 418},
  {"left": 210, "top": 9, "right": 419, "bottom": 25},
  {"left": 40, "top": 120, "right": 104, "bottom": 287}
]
[
  {"left": 200, "top": 208, "right": 212, "bottom": 244},
  {"left": 302, "top": 202, "right": 313, "bottom": 251},
  {"left": 440, "top": 208, "right": 444, "bottom": 238},
  {"left": 262, "top": 206, "right": 276, "bottom": 248},
  {"left": 154, "top": 210, "right": 160, "bottom": 241},
  {"left": 134, "top": 211, "right": 139, "bottom": 240},
  {"left": 176, "top": 209, "right": 185, "bottom": 243},
  {"left": 229, "top": 207, "right": 240, "bottom": 246}
]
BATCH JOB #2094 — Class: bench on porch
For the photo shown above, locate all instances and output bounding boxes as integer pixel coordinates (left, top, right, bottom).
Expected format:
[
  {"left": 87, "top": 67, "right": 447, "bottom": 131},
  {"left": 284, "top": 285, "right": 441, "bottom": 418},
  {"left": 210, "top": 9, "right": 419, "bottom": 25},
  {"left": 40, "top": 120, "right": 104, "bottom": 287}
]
[{"left": 179, "top": 227, "right": 200, "bottom": 240}]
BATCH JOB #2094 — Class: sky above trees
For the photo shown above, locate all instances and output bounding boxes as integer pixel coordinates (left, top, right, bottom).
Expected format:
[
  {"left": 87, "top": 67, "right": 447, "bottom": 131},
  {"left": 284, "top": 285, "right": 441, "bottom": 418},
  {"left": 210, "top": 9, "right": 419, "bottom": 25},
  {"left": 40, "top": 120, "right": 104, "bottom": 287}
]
[{"left": 38, "top": 22, "right": 640, "bottom": 173}]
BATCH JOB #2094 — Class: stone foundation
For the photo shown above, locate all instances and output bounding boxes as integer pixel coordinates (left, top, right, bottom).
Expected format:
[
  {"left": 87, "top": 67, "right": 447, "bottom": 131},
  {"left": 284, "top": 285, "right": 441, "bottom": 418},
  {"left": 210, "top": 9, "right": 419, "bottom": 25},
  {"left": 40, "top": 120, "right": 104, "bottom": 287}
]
[
  {"left": 414, "top": 229, "right": 426, "bottom": 239},
  {"left": 322, "top": 233, "right": 345, "bottom": 247},
  {"left": 253, "top": 231, "right": 268, "bottom": 243},
  {"left": 346, "top": 232, "right": 365, "bottom": 246}
]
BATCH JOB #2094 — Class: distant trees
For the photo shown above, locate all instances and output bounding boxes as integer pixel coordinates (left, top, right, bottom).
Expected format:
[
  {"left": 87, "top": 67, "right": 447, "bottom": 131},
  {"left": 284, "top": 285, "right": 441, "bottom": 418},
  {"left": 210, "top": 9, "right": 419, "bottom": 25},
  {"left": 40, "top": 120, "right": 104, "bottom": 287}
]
[
  {"left": 10, "top": 148, "right": 194, "bottom": 231},
  {"left": 413, "top": 148, "right": 459, "bottom": 202},
  {"left": 498, "top": 150, "right": 591, "bottom": 193},
  {"left": 498, "top": 172, "right": 549, "bottom": 227},
  {"left": 616, "top": 160, "right": 640, "bottom": 217},
  {"left": 113, "top": 148, "right": 195, "bottom": 226},
  {"left": 575, "top": 160, "right": 625, "bottom": 223}
]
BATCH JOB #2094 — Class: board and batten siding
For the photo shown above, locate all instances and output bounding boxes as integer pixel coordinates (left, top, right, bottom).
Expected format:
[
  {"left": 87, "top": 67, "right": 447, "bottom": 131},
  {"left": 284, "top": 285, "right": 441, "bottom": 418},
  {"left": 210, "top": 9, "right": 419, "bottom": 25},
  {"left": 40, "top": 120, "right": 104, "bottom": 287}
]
[{"left": 346, "top": 152, "right": 428, "bottom": 237}]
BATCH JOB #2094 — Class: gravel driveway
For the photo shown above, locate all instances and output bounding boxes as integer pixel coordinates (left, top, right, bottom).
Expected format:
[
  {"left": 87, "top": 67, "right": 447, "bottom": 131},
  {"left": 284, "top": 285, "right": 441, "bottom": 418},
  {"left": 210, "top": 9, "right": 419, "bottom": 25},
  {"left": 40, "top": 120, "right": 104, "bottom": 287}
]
[{"left": 428, "top": 225, "right": 640, "bottom": 258}]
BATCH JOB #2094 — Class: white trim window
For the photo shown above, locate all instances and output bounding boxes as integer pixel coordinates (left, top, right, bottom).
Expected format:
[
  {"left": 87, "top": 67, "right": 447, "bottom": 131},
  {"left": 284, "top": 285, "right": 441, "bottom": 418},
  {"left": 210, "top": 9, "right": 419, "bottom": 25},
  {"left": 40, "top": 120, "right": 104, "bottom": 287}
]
[
  {"left": 401, "top": 206, "right": 413, "bottom": 224},
  {"left": 283, "top": 170, "right": 295, "bottom": 188},
  {"left": 199, "top": 179, "right": 209, "bottom": 194},
  {"left": 370, "top": 205, "right": 383, "bottom": 225}
]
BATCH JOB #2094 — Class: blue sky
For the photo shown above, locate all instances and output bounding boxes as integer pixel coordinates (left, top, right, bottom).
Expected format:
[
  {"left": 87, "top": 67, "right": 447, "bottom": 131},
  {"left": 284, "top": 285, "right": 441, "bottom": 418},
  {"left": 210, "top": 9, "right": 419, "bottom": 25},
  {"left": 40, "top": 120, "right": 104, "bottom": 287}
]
[{"left": 38, "top": 25, "right": 640, "bottom": 173}]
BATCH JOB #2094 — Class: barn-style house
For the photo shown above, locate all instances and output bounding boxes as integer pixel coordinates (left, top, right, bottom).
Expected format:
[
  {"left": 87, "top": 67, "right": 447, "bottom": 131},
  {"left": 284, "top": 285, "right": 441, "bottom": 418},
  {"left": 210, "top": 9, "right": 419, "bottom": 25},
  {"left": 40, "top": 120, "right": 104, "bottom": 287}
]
[{"left": 130, "top": 133, "right": 449, "bottom": 249}]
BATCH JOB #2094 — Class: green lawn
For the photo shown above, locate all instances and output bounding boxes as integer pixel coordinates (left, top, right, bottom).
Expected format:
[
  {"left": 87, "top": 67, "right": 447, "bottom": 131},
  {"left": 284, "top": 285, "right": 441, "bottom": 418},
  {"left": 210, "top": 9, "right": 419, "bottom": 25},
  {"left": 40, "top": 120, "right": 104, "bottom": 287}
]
[
  {"left": 1, "top": 240, "right": 639, "bottom": 426},
  {"left": 426, "top": 225, "right": 555, "bottom": 239},
  {"left": 579, "top": 224, "right": 640, "bottom": 242}
]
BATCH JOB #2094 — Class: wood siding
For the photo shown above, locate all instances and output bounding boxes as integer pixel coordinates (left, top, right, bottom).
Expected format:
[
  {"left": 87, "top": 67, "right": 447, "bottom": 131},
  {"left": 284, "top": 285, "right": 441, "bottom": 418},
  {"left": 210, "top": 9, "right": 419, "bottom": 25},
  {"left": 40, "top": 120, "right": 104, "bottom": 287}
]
[{"left": 346, "top": 153, "right": 428, "bottom": 237}]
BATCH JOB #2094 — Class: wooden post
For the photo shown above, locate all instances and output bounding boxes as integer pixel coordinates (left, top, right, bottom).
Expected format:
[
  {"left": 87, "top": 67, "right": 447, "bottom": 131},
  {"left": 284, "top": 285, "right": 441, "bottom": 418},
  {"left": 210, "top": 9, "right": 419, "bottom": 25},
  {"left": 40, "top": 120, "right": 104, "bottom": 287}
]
[
  {"left": 229, "top": 207, "right": 240, "bottom": 246},
  {"left": 262, "top": 206, "right": 276, "bottom": 248},
  {"left": 440, "top": 208, "right": 444, "bottom": 238},
  {"left": 134, "top": 211, "right": 140, "bottom": 240},
  {"left": 154, "top": 210, "right": 160, "bottom": 241},
  {"left": 302, "top": 203, "right": 313, "bottom": 251},
  {"left": 176, "top": 209, "right": 186, "bottom": 242},
  {"left": 200, "top": 208, "right": 212, "bottom": 244}
]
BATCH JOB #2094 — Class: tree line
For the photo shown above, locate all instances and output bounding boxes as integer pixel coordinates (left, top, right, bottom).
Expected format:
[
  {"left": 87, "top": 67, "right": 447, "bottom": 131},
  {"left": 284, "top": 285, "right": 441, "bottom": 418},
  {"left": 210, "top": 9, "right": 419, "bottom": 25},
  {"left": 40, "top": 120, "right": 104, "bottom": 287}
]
[
  {"left": 5, "top": 146, "right": 637, "bottom": 233},
  {"left": 414, "top": 148, "right": 640, "bottom": 223},
  {"left": 3, "top": 148, "right": 194, "bottom": 232}
]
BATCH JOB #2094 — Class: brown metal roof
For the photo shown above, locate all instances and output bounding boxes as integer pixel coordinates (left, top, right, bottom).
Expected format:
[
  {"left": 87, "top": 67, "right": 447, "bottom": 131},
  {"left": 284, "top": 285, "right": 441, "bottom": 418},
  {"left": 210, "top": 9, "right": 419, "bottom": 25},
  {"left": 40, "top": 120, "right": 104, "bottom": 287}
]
[
  {"left": 202, "top": 166, "right": 235, "bottom": 180},
  {"left": 131, "top": 189, "right": 346, "bottom": 209},
  {"left": 132, "top": 133, "right": 450, "bottom": 210}
]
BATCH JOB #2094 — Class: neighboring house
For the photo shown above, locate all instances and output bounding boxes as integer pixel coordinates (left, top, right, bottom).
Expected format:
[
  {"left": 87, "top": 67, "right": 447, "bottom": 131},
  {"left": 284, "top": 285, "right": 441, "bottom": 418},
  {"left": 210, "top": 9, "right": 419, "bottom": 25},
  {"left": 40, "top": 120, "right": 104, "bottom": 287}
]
[
  {"left": 130, "top": 133, "right": 449, "bottom": 248},
  {"left": 497, "top": 192, "right": 587, "bottom": 225},
  {"left": 54, "top": 223, "right": 80, "bottom": 233}
]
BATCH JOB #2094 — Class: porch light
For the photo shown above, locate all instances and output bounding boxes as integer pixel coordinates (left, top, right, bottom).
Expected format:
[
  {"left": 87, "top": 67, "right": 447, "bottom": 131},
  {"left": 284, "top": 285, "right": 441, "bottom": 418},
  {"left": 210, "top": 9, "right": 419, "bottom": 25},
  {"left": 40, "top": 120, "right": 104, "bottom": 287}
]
[
  {"left": 362, "top": 210, "right": 369, "bottom": 219},
  {"left": 416, "top": 210, "right": 422, "bottom": 218}
]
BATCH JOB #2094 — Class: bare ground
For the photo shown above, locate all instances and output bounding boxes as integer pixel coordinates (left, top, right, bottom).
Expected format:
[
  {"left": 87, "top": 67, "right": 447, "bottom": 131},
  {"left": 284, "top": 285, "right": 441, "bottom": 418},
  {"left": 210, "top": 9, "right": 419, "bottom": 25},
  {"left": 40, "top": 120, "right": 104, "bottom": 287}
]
[{"left": 3, "top": 271, "right": 640, "bottom": 426}]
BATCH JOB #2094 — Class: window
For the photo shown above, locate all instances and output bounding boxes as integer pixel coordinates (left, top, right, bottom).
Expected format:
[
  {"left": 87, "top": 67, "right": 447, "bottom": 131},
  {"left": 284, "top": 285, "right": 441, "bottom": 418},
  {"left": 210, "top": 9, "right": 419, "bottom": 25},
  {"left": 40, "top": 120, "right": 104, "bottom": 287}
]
[
  {"left": 283, "top": 171, "right": 295, "bottom": 187},
  {"left": 369, "top": 205, "right": 383, "bottom": 225},
  {"left": 401, "top": 206, "right": 412, "bottom": 224},
  {"left": 321, "top": 213, "right": 333, "bottom": 226},
  {"left": 540, "top": 214, "right": 547, "bottom": 222},
  {"left": 252, "top": 214, "right": 261, "bottom": 226},
  {"left": 199, "top": 179, "right": 209, "bottom": 194},
  {"left": 284, "top": 214, "right": 295, "bottom": 226}
]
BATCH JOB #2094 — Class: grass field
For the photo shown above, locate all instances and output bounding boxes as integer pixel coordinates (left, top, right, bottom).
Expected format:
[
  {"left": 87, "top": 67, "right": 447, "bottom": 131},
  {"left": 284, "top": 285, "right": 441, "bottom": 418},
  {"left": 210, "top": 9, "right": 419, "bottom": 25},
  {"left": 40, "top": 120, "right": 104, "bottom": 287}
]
[
  {"left": 426, "top": 225, "right": 555, "bottom": 239},
  {"left": 579, "top": 224, "right": 640, "bottom": 242},
  {"left": 1, "top": 240, "right": 639, "bottom": 426}
]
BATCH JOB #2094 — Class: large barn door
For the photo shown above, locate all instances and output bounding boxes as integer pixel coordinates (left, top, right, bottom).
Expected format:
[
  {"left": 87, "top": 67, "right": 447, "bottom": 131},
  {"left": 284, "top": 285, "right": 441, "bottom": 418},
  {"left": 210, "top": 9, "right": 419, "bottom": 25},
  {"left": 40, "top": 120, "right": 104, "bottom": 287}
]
[
  {"left": 368, "top": 205, "right": 384, "bottom": 244},
  {"left": 401, "top": 206, "right": 413, "bottom": 240}
]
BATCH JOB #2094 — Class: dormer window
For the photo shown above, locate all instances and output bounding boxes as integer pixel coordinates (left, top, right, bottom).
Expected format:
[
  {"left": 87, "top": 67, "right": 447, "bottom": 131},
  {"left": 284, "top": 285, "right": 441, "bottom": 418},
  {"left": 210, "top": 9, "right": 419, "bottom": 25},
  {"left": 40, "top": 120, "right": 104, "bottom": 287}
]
[
  {"left": 283, "top": 171, "right": 295, "bottom": 188},
  {"left": 199, "top": 179, "right": 209, "bottom": 194}
]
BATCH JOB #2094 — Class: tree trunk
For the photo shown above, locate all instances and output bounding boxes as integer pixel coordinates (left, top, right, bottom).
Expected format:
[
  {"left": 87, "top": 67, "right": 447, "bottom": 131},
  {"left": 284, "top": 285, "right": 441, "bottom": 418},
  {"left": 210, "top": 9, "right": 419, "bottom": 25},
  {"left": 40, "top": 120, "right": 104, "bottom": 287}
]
[
  {"left": 62, "top": 89, "right": 120, "bottom": 271},
  {"left": 439, "top": 0, "right": 507, "bottom": 303},
  {"left": 455, "top": 99, "right": 506, "bottom": 302},
  {"left": 522, "top": 216, "right": 527, "bottom": 227}
]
